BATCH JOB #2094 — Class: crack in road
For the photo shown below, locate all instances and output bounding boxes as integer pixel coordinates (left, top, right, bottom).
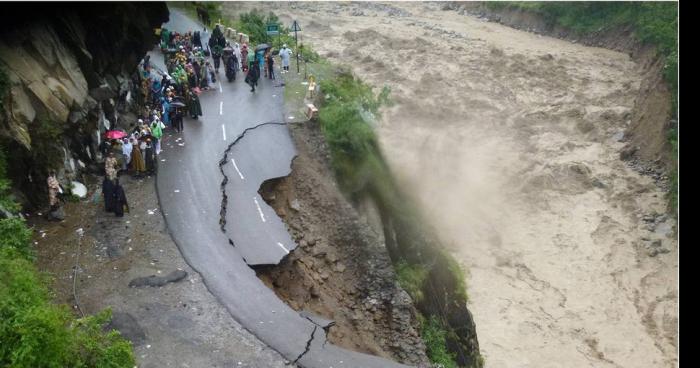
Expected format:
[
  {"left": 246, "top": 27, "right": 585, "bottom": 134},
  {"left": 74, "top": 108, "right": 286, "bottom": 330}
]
[
  {"left": 217, "top": 121, "right": 289, "bottom": 234},
  {"left": 290, "top": 325, "right": 317, "bottom": 366},
  {"left": 301, "top": 314, "right": 334, "bottom": 349}
]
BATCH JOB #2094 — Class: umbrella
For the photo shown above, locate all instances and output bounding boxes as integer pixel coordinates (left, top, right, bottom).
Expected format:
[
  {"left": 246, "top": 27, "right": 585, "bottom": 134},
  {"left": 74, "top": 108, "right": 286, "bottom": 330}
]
[
  {"left": 105, "top": 130, "right": 127, "bottom": 139},
  {"left": 255, "top": 43, "right": 271, "bottom": 52},
  {"left": 170, "top": 101, "right": 186, "bottom": 108}
]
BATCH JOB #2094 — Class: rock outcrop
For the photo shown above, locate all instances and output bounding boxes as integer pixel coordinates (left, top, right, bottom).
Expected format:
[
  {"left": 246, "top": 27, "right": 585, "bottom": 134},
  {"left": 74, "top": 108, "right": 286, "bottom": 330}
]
[{"left": 0, "top": 4, "right": 168, "bottom": 206}]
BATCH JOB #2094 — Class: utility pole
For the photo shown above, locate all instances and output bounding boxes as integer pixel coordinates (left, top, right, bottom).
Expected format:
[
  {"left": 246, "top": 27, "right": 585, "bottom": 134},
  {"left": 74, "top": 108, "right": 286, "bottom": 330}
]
[{"left": 291, "top": 20, "right": 301, "bottom": 74}]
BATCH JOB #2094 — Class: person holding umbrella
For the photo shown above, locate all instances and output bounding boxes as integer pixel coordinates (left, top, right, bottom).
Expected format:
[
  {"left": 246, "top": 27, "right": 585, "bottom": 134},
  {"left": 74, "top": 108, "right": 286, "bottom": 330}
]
[
  {"left": 255, "top": 44, "right": 268, "bottom": 72},
  {"left": 170, "top": 102, "right": 186, "bottom": 132}
]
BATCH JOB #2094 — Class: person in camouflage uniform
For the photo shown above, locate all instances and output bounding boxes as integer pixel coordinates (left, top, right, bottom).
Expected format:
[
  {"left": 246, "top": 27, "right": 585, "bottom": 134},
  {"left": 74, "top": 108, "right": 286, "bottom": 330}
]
[
  {"left": 105, "top": 151, "right": 119, "bottom": 180},
  {"left": 47, "top": 170, "right": 60, "bottom": 209}
]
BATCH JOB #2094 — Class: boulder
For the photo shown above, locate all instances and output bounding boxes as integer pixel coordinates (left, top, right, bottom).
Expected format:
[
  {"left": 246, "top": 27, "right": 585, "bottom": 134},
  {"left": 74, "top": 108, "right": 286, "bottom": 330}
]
[{"left": 48, "top": 207, "right": 65, "bottom": 221}]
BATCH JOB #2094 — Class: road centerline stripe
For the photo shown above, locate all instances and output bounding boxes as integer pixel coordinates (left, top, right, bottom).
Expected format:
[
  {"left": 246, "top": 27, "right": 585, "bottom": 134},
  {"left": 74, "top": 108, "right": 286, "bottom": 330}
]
[
  {"left": 231, "top": 158, "right": 245, "bottom": 180},
  {"left": 222, "top": 124, "right": 226, "bottom": 141},
  {"left": 277, "top": 242, "right": 290, "bottom": 254},
  {"left": 219, "top": 101, "right": 223, "bottom": 115},
  {"left": 253, "top": 197, "right": 266, "bottom": 222},
  {"left": 219, "top": 81, "right": 223, "bottom": 93}
]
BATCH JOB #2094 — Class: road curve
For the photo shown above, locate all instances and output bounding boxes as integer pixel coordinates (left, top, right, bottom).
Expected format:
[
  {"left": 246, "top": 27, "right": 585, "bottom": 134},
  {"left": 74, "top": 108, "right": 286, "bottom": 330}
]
[{"left": 155, "top": 9, "right": 411, "bottom": 368}]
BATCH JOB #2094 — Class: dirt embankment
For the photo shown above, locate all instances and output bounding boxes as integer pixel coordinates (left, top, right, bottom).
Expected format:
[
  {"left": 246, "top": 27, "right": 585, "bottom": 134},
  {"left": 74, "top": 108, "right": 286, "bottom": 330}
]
[{"left": 257, "top": 120, "right": 430, "bottom": 366}]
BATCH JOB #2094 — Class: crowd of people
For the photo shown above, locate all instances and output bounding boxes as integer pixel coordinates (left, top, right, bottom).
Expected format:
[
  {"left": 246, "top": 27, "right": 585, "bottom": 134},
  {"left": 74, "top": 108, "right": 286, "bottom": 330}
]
[{"left": 48, "top": 24, "right": 295, "bottom": 218}]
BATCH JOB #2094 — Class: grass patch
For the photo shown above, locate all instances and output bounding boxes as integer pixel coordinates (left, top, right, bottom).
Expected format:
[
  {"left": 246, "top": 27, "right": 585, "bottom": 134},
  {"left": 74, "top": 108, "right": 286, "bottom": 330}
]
[
  {"left": 420, "top": 315, "right": 458, "bottom": 368},
  {"left": 396, "top": 261, "right": 428, "bottom": 303}
]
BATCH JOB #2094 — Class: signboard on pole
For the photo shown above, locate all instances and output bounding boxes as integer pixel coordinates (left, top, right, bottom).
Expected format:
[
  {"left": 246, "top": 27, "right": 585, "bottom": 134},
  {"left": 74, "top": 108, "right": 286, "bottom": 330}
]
[{"left": 266, "top": 24, "right": 279, "bottom": 36}]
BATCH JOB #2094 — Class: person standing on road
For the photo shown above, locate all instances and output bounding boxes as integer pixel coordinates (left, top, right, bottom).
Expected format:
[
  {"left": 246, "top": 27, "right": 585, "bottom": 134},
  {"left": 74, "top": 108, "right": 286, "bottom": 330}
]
[
  {"left": 150, "top": 118, "right": 163, "bottom": 155},
  {"left": 105, "top": 151, "right": 119, "bottom": 181},
  {"left": 173, "top": 107, "right": 184, "bottom": 133},
  {"left": 241, "top": 44, "right": 249, "bottom": 72},
  {"left": 144, "top": 139, "right": 155, "bottom": 174},
  {"left": 112, "top": 179, "right": 128, "bottom": 217},
  {"left": 234, "top": 43, "right": 242, "bottom": 70},
  {"left": 47, "top": 170, "right": 61, "bottom": 211},
  {"left": 102, "top": 176, "right": 115, "bottom": 212},
  {"left": 247, "top": 50, "right": 255, "bottom": 72},
  {"left": 279, "top": 44, "right": 291, "bottom": 73},
  {"left": 245, "top": 62, "right": 260, "bottom": 93},
  {"left": 267, "top": 51, "right": 275, "bottom": 80},
  {"left": 121, "top": 137, "right": 133, "bottom": 172},
  {"left": 130, "top": 137, "right": 146, "bottom": 177}
]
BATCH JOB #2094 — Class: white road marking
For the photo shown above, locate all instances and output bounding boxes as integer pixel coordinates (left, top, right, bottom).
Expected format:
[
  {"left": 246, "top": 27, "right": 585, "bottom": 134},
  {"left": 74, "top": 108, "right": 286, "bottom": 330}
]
[
  {"left": 222, "top": 124, "right": 226, "bottom": 141},
  {"left": 253, "top": 197, "right": 266, "bottom": 222},
  {"left": 219, "top": 101, "right": 223, "bottom": 115},
  {"left": 277, "top": 242, "right": 290, "bottom": 254},
  {"left": 231, "top": 158, "right": 245, "bottom": 180},
  {"left": 219, "top": 81, "right": 223, "bottom": 93}
]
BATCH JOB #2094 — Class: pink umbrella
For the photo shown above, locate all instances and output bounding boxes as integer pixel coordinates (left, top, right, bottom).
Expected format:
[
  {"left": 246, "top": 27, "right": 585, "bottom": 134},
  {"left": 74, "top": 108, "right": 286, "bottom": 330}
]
[{"left": 105, "top": 130, "right": 127, "bottom": 139}]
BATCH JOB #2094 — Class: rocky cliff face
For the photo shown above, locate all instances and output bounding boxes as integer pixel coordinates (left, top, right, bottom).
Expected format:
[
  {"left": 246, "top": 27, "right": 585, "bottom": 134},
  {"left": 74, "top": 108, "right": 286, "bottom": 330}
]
[{"left": 0, "top": 3, "right": 168, "bottom": 206}]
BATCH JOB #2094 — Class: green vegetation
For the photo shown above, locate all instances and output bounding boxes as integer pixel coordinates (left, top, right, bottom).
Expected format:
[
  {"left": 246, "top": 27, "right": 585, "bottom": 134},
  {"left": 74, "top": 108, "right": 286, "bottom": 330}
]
[
  {"left": 318, "top": 70, "right": 480, "bottom": 368},
  {"left": 445, "top": 253, "right": 468, "bottom": 303},
  {"left": 0, "top": 150, "right": 135, "bottom": 367},
  {"left": 317, "top": 71, "right": 393, "bottom": 194},
  {"left": 421, "top": 316, "right": 458, "bottom": 368},
  {"left": 484, "top": 2, "right": 678, "bottom": 211},
  {"left": 0, "top": 217, "right": 33, "bottom": 260},
  {"left": 0, "top": 148, "right": 20, "bottom": 213},
  {"left": 396, "top": 261, "right": 429, "bottom": 303}
]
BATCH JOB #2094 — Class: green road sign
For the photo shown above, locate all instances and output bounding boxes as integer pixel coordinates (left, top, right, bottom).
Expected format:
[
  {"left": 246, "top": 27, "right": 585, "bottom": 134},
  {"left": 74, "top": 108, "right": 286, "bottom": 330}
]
[{"left": 266, "top": 24, "right": 279, "bottom": 36}]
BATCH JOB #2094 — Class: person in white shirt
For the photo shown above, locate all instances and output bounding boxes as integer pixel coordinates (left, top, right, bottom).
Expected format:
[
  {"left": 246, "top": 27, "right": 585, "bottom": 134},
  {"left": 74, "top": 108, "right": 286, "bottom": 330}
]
[{"left": 279, "top": 44, "right": 292, "bottom": 73}]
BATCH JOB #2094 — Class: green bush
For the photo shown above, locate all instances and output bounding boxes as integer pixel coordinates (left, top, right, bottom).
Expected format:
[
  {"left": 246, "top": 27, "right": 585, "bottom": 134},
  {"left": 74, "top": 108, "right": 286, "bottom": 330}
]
[
  {"left": 0, "top": 147, "right": 20, "bottom": 213},
  {"left": 444, "top": 253, "right": 468, "bottom": 303},
  {"left": 0, "top": 218, "right": 34, "bottom": 260},
  {"left": 0, "top": 247, "right": 135, "bottom": 368},
  {"left": 226, "top": 9, "right": 281, "bottom": 46},
  {"left": 318, "top": 72, "right": 392, "bottom": 193},
  {"left": 421, "top": 316, "right": 458, "bottom": 368},
  {"left": 395, "top": 261, "right": 428, "bottom": 303}
]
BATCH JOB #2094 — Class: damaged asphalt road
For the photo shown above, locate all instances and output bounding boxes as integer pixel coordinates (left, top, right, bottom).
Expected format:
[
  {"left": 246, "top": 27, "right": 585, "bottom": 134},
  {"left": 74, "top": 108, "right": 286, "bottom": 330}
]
[
  {"left": 219, "top": 122, "right": 298, "bottom": 266},
  {"left": 155, "top": 9, "right": 410, "bottom": 368}
]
